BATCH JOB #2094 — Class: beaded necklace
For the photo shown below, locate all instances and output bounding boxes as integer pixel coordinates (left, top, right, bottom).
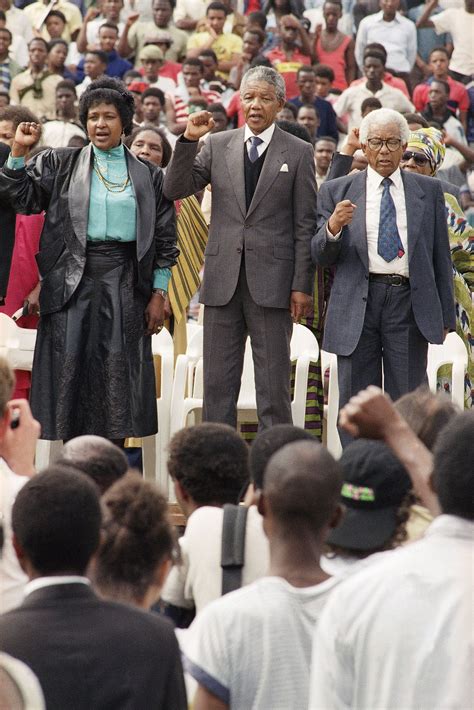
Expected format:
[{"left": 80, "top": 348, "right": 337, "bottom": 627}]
[{"left": 93, "top": 153, "right": 130, "bottom": 193}]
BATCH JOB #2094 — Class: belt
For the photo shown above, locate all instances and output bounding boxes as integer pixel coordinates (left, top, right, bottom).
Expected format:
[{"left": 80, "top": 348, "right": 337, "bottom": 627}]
[{"left": 369, "top": 273, "right": 409, "bottom": 286}]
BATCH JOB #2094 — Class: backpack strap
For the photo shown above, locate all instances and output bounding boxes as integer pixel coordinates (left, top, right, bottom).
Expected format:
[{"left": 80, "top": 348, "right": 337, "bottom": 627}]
[{"left": 221, "top": 504, "right": 249, "bottom": 596}]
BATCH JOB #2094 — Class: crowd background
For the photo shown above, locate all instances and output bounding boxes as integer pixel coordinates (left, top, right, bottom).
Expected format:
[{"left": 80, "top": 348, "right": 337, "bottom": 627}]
[{"left": 0, "top": 0, "right": 473, "bottom": 707}]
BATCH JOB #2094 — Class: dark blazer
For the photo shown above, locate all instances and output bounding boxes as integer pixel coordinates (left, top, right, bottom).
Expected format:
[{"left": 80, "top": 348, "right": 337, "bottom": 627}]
[
  {"left": 0, "top": 144, "right": 178, "bottom": 315},
  {"left": 312, "top": 169, "right": 455, "bottom": 355},
  {"left": 0, "top": 583, "right": 187, "bottom": 710},
  {"left": 0, "top": 142, "right": 16, "bottom": 302},
  {"left": 327, "top": 151, "right": 462, "bottom": 200},
  {"left": 163, "top": 126, "right": 317, "bottom": 309}
]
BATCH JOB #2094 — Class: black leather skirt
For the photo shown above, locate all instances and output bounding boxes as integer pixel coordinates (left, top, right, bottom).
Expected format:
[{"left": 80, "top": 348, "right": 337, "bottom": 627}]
[{"left": 31, "top": 241, "right": 157, "bottom": 440}]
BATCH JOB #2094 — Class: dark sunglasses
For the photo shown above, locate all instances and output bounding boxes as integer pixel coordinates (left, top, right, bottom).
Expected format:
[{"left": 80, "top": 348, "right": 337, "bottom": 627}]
[{"left": 401, "top": 151, "right": 430, "bottom": 166}]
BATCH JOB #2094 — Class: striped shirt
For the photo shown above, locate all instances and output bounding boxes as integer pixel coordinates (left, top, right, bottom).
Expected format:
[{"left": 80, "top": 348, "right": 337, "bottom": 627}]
[{"left": 173, "top": 88, "right": 221, "bottom": 124}]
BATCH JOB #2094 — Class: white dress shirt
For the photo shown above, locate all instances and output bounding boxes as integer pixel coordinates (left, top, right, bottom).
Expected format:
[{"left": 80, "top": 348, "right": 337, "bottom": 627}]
[
  {"left": 334, "top": 82, "right": 414, "bottom": 130},
  {"left": 0, "top": 460, "right": 28, "bottom": 614},
  {"left": 355, "top": 11, "right": 417, "bottom": 73},
  {"left": 309, "top": 515, "right": 474, "bottom": 710},
  {"left": 24, "top": 576, "right": 91, "bottom": 598},
  {"left": 366, "top": 165, "right": 408, "bottom": 276},
  {"left": 244, "top": 123, "right": 275, "bottom": 159}
]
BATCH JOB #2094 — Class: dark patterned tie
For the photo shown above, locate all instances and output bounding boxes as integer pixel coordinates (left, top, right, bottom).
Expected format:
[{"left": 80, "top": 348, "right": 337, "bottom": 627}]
[
  {"left": 248, "top": 136, "right": 264, "bottom": 163},
  {"left": 377, "top": 177, "right": 405, "bottom": 262}
]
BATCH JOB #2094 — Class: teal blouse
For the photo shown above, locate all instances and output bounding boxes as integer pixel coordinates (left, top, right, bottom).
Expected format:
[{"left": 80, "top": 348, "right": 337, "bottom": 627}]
[{"left": 7, "top": 147, "right": 170, "bottom": 292}]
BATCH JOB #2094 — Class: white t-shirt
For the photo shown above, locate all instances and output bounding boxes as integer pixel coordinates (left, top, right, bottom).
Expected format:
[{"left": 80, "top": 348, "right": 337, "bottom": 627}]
[
  {"left": 181, "top": 575, "right": 340, "bottom": 710},
  {"left": 431, "top": 8, "right": 474, "bottom": 76},
  {"left": 161, "top": 505, "right": 269, "bottom": 614},
  {"left": 309, "top": 515, "right": 473, "bottom": 710},
  {"left": 0, "top": 460, "right": 28, "bottom": 614}
]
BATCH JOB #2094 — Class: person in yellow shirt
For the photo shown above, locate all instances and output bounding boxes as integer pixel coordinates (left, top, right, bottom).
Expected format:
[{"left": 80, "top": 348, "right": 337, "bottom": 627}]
[
  {"left": 186, "top": 1, "right": 242, "bottom": 79},
  {"left": 24, "top": 0, "right": 82, "bottom": 42}
]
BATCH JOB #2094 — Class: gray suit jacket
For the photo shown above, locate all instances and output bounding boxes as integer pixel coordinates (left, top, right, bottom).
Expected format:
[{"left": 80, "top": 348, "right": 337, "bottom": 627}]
[
  {"left": 164, "top": 126, "right": 317, "bottom": 308},
  {"left": 312, "top": 169, "right": 455, "bottom": 356}
]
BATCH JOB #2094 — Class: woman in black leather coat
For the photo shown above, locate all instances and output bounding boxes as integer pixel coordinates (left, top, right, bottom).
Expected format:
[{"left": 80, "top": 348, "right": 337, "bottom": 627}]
[{"left": 0, "top": 77, "right": 178, "bottom": 443}]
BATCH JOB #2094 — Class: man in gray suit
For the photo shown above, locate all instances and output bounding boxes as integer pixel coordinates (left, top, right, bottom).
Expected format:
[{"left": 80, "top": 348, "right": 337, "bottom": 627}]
[
  {"left": 312, "top": 108, "right": 455, "bottom": 444},
  {"left": 164, "top": 66, "right": 317, "bottom": 429}
]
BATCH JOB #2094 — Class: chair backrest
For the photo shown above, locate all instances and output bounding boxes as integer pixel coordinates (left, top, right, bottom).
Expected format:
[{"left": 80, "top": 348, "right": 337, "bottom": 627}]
[
  {"left": 151, "top": 326, "right": 174, "bottom": 357},
  {"left": 0, "top": 314, "right": 37, "bottom": 370},
  {"left": 321, "top": 350, "right": 342, "bottom": 459},
  {"left": 427, "top": 332, "right": 468, "bottom": 408},
  {"left": 237, "top": 338, "right": 257, "bottom": 409},
  {"left": 290, "top": 323, "right": 320, "bottom": 361}
]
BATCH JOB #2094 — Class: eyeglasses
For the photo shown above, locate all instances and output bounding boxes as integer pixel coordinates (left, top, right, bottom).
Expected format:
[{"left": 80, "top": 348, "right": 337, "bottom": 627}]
[
  {"left": 366, "top": 138, "right": 402, "bottom": 152},
  {"left": 401, "top": 151, "right": 430, "bottom": 167}
]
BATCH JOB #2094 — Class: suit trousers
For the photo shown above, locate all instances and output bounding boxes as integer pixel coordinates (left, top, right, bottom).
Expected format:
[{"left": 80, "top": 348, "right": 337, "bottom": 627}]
[
  {"left": 203, "top": 262, "right": 293, "bottom": 430},
  {"left": 337, "top": 280, "right": 428, "bottom": 446}
]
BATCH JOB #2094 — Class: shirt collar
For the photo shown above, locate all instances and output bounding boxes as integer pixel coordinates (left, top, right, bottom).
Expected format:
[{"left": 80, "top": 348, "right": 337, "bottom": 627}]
[
  {"left": 375, "top": 10, "right": 401, "bottom": 22},
  {"left": 425, "top": 514, "right": 474, "bottom": 542},
  {"left": 244, "top": 123, "right": 276, "bottom": 147},
  {"left": 367, "top": 164, "right": 403, "bottom": 189},
  {"left": 92, "top": 142, "right": 125, "bottom": 160},
  {"left": 24, "top": 576, "right": 91, "bottom": 598}
]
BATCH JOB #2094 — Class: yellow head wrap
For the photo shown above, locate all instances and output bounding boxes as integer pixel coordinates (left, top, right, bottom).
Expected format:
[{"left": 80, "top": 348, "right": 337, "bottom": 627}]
[{"left": 407, "top": 127, "right": 446, "bottom": 176}]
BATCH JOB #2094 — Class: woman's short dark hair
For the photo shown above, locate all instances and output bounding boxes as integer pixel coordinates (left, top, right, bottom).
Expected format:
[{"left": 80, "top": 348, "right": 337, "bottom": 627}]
[
  {"left": 79, "top": 76, "right": 135, "bottom": 136},
  {"left": 93, "top": 472, "right": 176, "bottom": 603},
  {"left": 125, "top": 125, "right": 172, "bottom": 167}
]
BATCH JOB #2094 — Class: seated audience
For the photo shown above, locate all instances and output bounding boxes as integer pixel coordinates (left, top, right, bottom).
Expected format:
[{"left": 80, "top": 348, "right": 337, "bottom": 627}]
[
  {"left": 181, "top": 440, "right": 343, "bottom": 710},
  {"left": 297, "top": 103, "right": 319, "bottom": 143},
  {"left": 161, "top": 423, "right": 269, "bottom": 616},
  {"left": 76, "top": 0, "right": 126, "bottom": 53},
  {"left": 76, "top": 22, "right": 132, "bottom": 81},
  {"left": 9, "top": 38, "right": 63, "bottom": 120},
  {"left": 354, "top": 0, "right": 417, "bottom": 84},
  {"left": 289, "top": 65, "right": 338, "bottom": 140},
  {"left": 40, "top": 80, "right": 87, "bottom": 148},
  {"left": 334, "top": 49, "right": 414, "bottom": 129},
  {"left": 421, "top": 78, "right": 467, "bottom": 144},
  {"left": 76, "top": 49, "right": 108, "bottom": 97},
  {"left": 413, "top": 46, "right": 469, "bottom": 132},
  {"left": 46, "top": 38, "right": 76, "bottom": 82},
  {"left": 138, "top": 44, "right": 177, "bottom": 92},
  {"left": 228, "top": 27, "right": 265, "bottom": 89},
  {"left": 314, "top": 0, "right": 356, "bottom": 91},
  {"left": 276, "top": 100, "right": 297, "bottom": 121},
  {"left": 207, "top": 101, "right": 229, "bottom": 132},
  {"left": 0, "top": 466, "right": 187, "bottom": 708},
  {"left": 167, "top": 57, "right": 221, "bottom": 134},
  {"left": 350, "top": 42, "right": 410, "bottom": 98},
  {"left": 310, "top": 393, "right": 473, "bottom": 710},
  {"left": 314, "top": 135, "right": 337, "bottom": 187},
  {"left": 58, "top": 435, "right": 129, "bottom": 494},
  {"left": 24, "top": 0, "right": 82, "bottom": 43},
  {"left": 90, "top": 472, "right": 176, "bottom": 609},
  {"left": 0, "top": 22, "right": 21, "bottom": 91},
  {"left": 118, "top": 0, "right": 188, "bottom": 66},
  {"left": 140, "top": 86, "right": 166, "bottom": 126},
  {"left": 265, "top": 14, "right": 311, "bottom": 100},
  {"left": 186, "top": 2, "right": 243, "bottom": 79}
]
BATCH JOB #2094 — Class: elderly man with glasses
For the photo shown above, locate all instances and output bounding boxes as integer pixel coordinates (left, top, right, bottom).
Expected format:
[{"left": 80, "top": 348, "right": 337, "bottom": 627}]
[{"left": 312, "top": 108, "right": 455, "bottom": 446}]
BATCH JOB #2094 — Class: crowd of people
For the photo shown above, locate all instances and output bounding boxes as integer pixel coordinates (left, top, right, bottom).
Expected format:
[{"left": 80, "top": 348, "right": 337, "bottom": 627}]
[{"left": 0, "top": 0, "right": 473, "bottom": 706}]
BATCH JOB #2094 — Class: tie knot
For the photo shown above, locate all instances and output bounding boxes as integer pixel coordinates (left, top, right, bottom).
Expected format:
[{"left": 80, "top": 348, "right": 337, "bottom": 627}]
[
  {"left": 382, "top": 177, "right": 392, "bottom": 188},
  {"left": 249, "top": 136, "right": 263, "bottom": 148}
]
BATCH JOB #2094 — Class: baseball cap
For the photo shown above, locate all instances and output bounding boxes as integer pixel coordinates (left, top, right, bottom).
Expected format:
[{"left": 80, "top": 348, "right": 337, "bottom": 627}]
[
  {"left": 127, "top": 81, "right": 148, "bottom": 94},
  {"left": 139, "top": 45, "right": 164, "bottom": 62},
  {"left": 327, "top": 439, "right": 412, "bottom": 551}
]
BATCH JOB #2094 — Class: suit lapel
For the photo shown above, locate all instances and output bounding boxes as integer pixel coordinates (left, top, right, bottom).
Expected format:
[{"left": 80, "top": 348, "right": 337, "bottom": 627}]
[
  {"left": 125, "top": 146, "right": 156, "bottom": 261},
  {"left": 345, "top": 170, "right": 368, "bottom": 269},
  {"left": 68, "top": 143, "right": 92, "bottom": 250},
  {"left": 246, "top": 126, "right": 288, "bottom": 219},
  {"left": 402, "top": 171, "right": 425, "bottom": 262},
  {"left": 225, "top": 128, "right": 246, "bottom": 219}
]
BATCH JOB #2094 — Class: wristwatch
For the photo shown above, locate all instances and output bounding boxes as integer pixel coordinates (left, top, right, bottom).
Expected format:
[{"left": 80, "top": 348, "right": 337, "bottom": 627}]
[{"left": 152, "top": 288, "right": 167, "bottom": 299}]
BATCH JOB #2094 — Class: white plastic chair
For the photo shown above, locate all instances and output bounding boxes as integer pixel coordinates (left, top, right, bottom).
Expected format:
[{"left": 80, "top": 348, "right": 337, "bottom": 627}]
[
  {"left": 0, "top": 312, "right": 63, "bottom": 468},
  {"left": 427, "top": 332, "right": 468, "bottom": 409},
  {"left": 169, "top": 324, "right": 320, "bottom": 435},
  {"left": 290, "top": 324, "right": 320, "bottom": 428},
  {"left": 321, "top": 350, "right": 342, "bottom": 459},
  {"left": 141, "top": 327, "right": 174, "bottom": 492}
]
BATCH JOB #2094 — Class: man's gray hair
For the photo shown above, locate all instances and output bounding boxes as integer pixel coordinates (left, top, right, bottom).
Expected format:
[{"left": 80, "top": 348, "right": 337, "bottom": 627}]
[
  {"left": 359, "top": 108, "right": 410, "bottom": 144},
  {"left": 240, "top": 66, "right": 286, "bottom": 102}
]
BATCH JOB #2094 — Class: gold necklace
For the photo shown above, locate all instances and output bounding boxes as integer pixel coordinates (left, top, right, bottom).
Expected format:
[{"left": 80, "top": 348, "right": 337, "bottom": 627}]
[{"left": 93, "top": 158, "right": 130, "bottom": 193}]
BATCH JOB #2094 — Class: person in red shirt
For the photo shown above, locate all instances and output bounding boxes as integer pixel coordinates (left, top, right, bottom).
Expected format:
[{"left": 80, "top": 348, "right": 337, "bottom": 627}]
[
  {"left": 265, "top": 14, "right": 311, "bottom": 99},
  {"left": 314, "top": 0, "right": 356, "bottom": 91},
  {"left": 412, "top": 47, "right": 469, "bottom": 132}
]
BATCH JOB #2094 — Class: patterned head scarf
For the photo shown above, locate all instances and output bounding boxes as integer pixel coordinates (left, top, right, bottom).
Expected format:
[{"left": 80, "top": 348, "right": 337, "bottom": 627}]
[{"left": 406, "top": 127, "right": 446, "bottom": 176}]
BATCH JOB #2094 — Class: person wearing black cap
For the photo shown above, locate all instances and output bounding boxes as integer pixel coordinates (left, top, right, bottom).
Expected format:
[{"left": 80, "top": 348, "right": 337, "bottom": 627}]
[{"left": 322, "top": 439, "right": 413, "bottom": 575}]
